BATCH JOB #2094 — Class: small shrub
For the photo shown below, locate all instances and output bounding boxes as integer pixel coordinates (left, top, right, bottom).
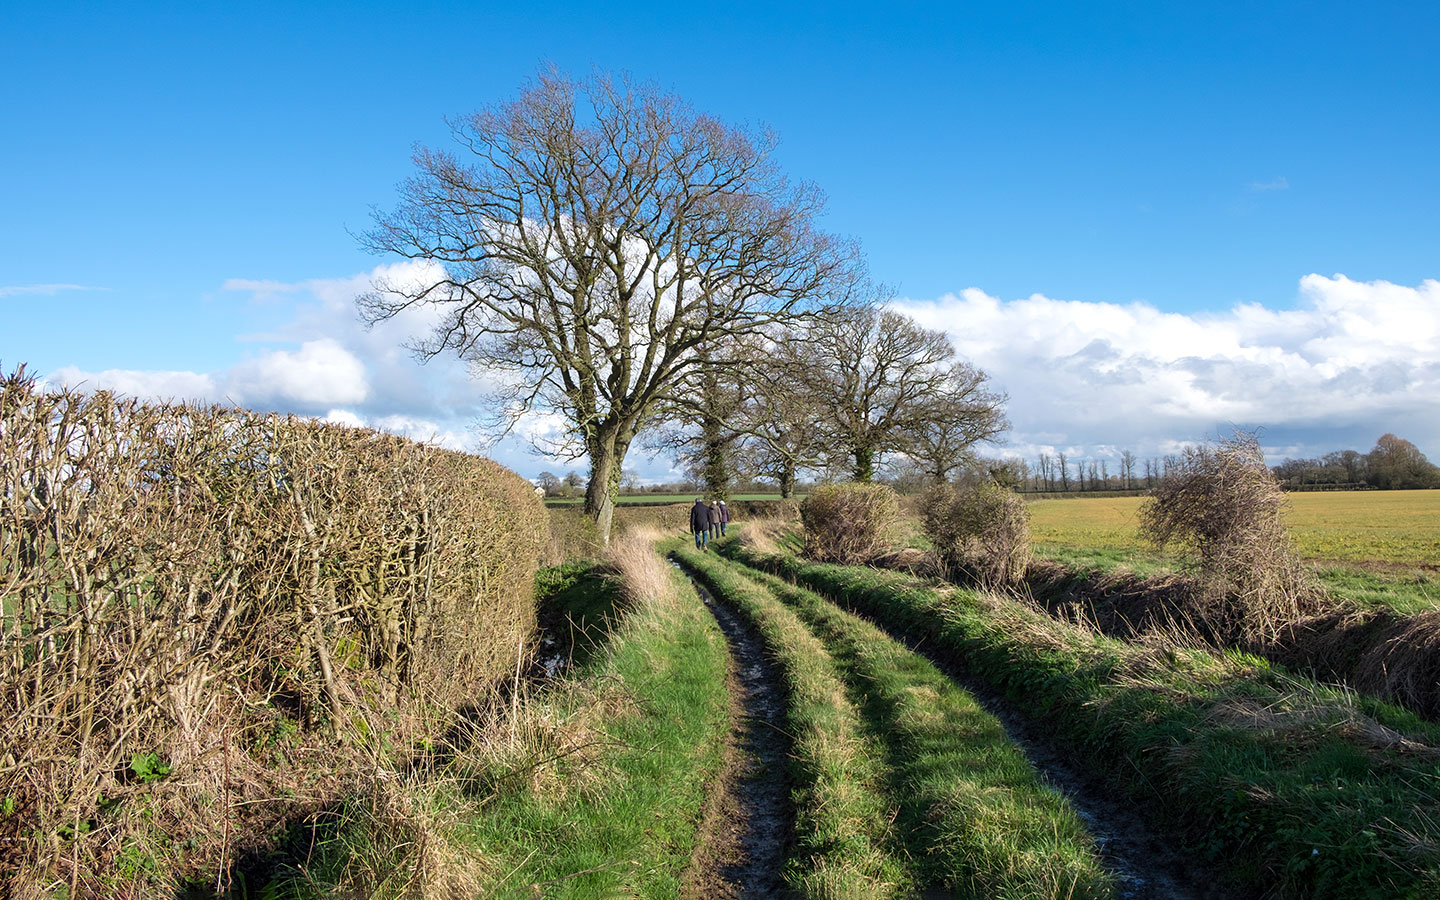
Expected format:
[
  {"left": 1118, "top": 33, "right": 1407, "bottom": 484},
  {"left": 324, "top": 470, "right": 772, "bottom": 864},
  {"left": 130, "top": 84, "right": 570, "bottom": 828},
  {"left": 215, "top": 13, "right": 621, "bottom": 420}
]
[
  {"left": 799, "top": 483, "right": 900, "bottom": 565},
  {"left": 1139, "top": 433, "right": 1321, "bottom": 641},
  {"left": 920, "top": 480, "right": 1031, "bottom": 589}
]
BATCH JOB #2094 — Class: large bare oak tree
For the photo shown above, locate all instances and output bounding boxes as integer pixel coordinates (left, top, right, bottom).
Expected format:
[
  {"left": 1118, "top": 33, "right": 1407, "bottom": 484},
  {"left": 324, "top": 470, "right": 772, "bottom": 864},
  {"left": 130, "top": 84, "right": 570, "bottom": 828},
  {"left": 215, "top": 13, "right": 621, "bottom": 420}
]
[{"left": 359, "top": 70, "right": 858, "bottom": 541}]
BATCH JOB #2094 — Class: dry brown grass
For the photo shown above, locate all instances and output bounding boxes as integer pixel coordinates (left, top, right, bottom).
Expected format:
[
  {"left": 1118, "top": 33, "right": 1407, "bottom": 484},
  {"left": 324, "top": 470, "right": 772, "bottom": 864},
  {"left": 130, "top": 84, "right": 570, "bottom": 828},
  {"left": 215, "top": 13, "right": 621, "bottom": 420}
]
[{"left": 0, "top": 368, "right": 547, "bottom": 894}]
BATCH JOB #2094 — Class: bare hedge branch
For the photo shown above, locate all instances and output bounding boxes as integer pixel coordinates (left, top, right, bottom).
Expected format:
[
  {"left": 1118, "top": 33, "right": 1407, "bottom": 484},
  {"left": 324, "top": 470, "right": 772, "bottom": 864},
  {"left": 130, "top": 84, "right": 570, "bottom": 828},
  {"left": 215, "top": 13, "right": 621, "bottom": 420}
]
[{"left": 0, "top": 367, "right": 546, "bottom": 890}]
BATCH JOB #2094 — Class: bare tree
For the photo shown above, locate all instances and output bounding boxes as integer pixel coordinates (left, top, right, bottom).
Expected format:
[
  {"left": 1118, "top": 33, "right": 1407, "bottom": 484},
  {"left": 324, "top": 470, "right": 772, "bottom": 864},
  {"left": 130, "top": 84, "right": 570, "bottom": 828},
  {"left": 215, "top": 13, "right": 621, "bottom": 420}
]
[
  {"left": 1058, "top": 452, "right": 1071, "bottom": 492},
  {"left": 902, "top": 362, "right": 1007, "bottom": 483},
  {"left": 1120, "top": 450, "right": 1137, "bottom": 489},
  {"left": 797, "top": 305, "right": 992, "bottom": 482},
  {"left": 731, "top": 332, "right": 825, "bottom": 497},
  {"left": 359, "top": 69, "right": 858, "bottom": 542},
  {"left": 646, "top": 345, "right": 749, "bottom": 499}
]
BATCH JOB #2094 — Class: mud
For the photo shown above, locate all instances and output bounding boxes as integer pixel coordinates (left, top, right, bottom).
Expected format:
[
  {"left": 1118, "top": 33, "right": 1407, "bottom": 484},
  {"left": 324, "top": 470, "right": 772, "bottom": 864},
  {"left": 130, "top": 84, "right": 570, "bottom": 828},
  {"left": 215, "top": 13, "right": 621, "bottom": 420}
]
[{"left": 671, "top": 559, "right": 794, "bottom": 899}]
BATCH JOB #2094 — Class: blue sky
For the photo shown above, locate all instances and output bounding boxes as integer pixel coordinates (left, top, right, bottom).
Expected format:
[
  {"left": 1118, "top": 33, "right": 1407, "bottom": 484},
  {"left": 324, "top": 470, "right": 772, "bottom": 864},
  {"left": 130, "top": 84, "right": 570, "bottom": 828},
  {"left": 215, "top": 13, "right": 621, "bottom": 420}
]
[{"left": 4, "top": 1, "right": 1439, "bottom": 480}]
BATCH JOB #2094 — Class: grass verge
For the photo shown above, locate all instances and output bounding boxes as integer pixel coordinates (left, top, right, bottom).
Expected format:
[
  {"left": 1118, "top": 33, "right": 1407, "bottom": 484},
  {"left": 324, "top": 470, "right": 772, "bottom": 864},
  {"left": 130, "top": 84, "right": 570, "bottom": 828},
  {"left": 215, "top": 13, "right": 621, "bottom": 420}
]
[
  {"left": 723, "top": 542, "right": 1440, "bottom": 900},
  {"left": 672, "top": 540, "right": 908, "bottom": 899},
  {"left": 714, "top": 549, "right": 1116, "bottom": 899},
  {"left": 265, "top": 530, "right": 731, "bottom": 899}
]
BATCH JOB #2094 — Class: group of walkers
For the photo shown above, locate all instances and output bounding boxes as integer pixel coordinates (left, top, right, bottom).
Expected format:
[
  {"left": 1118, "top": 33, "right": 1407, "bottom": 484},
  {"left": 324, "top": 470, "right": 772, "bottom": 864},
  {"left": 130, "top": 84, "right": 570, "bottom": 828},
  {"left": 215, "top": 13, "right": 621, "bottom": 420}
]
[{"left": 689, "top": 497, "right": 731, "bottom": 551}]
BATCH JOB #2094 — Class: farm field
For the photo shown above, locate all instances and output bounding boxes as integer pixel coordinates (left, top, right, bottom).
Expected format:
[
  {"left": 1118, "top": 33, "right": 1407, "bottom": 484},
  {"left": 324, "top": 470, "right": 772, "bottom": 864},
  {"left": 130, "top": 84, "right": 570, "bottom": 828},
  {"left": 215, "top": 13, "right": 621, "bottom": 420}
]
[{"left": 1028, "top": 490, "right": 1440, "bottom": 612}]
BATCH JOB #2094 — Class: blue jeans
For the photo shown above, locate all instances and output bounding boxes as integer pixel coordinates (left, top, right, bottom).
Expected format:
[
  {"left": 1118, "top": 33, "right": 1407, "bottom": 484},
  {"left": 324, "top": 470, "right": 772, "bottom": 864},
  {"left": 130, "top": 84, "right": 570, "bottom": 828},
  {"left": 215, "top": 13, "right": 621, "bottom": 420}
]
[{"left": 694, "top": 530, "right": 708, "bottom": 549}]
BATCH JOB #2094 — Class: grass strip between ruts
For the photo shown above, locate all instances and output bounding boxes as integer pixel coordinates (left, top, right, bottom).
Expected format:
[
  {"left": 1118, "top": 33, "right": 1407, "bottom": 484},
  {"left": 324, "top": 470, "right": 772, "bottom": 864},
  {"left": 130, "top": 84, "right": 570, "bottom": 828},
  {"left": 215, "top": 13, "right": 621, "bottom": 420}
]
[
  {"left": 722, "top": 541, "right": 1440, "bottom": 900},
  {"left": 738, "top": 558, "right": 1117, "bottom": 900},
  {"left": 672, "top": 540, "right": 911, "bottom": 899}
]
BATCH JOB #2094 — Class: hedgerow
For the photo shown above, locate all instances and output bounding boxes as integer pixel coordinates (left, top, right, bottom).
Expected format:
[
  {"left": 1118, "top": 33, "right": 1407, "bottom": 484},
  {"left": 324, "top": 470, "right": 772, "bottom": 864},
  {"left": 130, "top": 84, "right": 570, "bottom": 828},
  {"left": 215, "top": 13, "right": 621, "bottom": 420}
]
[{"left": 0, "top": 369, "right": 546, "bottom": 893}]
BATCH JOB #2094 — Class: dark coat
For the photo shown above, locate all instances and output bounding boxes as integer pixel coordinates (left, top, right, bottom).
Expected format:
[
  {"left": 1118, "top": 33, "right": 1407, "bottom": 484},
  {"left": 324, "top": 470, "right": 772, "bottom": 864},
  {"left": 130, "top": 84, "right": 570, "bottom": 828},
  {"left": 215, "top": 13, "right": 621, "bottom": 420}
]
[
  {"left": 717, "top": 503, "right": 730, "bottom": 524},
  {"left": 707, "top": 503, "right": 722, "bottom": 525},
  {"left": 690, "top": 501, "right": 710, "bottom": 533}
]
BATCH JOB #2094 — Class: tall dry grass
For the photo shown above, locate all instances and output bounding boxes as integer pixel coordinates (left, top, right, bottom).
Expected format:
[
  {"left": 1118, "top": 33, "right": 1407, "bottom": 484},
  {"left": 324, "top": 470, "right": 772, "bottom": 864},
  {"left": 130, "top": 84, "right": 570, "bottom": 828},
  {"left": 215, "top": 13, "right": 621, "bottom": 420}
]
[{"left": 0, "top": 368, "right": 546, "bottom": 894}]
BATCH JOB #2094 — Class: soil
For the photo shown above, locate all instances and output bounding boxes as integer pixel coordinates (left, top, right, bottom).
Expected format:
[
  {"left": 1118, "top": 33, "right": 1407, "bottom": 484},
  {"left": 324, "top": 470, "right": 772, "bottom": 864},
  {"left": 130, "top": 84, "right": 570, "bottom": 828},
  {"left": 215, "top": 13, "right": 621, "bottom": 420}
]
[{"left": 671, "top": 559, "right": 794, "bottom": 900}]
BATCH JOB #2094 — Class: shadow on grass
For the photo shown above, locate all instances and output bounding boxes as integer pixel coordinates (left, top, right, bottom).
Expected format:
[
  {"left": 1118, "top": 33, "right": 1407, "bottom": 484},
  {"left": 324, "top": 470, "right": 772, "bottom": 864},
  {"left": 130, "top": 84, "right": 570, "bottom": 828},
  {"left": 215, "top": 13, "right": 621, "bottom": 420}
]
[{"left": 187, "top": 561, "right": 631, "bottom": 899}]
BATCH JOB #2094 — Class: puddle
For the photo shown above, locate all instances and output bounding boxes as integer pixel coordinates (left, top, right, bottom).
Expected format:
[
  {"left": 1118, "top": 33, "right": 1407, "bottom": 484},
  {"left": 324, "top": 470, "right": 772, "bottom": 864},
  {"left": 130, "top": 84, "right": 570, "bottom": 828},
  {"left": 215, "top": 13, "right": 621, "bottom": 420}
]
[{"left": 671, "top": 558, "right": 793, "bottom": 899}]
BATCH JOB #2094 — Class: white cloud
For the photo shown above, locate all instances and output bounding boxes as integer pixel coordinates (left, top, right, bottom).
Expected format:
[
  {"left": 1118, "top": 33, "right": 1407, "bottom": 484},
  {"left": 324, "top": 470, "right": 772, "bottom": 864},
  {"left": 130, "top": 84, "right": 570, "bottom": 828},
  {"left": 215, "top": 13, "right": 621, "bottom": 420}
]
[
  {"left": 895, "top": 274, "right": 1440, "bottom": 463},
  {"left": 42, "top": 260, "right": 551, "bottom": 474},
  {"left": 1250, "top": 176, "right": 1290, "bottom": 192},
  {"left": 0, "top": 283, "right": 103, "bottom": 298},
  {"left": 225, "top": 338, "right": 369, "bottom": 409},
  {"left": 46, "top": 366, "right": 219, "bottom": 401},
  {"left": 48, "top": 260, "right": 1439, "bottom": 482}
]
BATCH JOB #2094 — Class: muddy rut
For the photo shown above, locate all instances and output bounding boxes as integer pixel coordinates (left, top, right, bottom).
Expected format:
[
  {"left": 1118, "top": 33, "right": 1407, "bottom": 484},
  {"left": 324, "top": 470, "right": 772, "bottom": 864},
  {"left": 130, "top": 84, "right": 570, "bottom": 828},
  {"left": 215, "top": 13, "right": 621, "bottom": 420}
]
[
  {"left": 675, "top": 549, "right": 1248, "bottom": 899},
  {"left": 672, "top": 559, "right": 794, "bottom": 899}
]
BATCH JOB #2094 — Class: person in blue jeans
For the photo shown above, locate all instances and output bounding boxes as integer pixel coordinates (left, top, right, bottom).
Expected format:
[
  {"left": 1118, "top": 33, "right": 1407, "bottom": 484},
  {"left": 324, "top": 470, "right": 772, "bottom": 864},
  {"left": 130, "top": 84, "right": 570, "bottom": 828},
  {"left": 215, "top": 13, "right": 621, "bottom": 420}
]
[
  {"left": 718, "top": 500, "right": 730, "bottom": 536},
  {"left": 690, "top": 497, "right": 711, "bottom": 551}
]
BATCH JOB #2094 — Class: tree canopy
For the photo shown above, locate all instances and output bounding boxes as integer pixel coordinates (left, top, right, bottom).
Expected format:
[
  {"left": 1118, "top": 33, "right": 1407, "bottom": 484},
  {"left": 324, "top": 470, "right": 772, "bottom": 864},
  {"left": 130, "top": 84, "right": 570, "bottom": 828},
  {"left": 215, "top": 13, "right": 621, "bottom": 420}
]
[{"left": 360, "top": 69, "right": 860, "bottom": 541}]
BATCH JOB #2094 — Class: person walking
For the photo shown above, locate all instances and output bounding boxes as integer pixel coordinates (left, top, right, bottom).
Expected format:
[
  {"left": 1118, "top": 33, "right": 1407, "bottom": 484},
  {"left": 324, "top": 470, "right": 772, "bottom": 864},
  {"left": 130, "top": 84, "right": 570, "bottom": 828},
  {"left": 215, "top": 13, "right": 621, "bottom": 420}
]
[
  {"left": 690, "top": 497, "right": 710, "bottom": 551},
  {"left": 718, "top": 500, "right": 730, "bottom": 536},
  {"left": 707, "top": 500, "right": 722, "bottom": 540}
]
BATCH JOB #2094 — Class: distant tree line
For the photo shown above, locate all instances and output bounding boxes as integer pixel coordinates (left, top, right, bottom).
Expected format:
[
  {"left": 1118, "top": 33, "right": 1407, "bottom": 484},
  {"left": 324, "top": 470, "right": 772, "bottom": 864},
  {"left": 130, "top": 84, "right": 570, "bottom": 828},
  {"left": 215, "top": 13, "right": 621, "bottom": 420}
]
[
  {"left": 1270, "top": 434, "right": 1440, "bottom": 490},
  {"left": 982, "top": 432, "right": 1440, "bottom": 498}
]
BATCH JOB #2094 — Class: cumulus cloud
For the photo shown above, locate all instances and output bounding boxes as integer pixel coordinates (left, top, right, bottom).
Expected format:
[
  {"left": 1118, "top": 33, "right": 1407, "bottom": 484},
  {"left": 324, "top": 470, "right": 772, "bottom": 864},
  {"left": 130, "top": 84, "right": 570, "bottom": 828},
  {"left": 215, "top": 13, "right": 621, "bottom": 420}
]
[
  {"left": 46, "top": 366, "right": 219, "bottom": 401},
  {"left": 894, "top": 274, "right": 1440, "bottom": 464},
  {"left": 43, "top": 260, "right": 573, "bottom": 477},
  {"left": 47, "top": 260, "right": 1439, "bottom": 481},
  {"left": 226, "top": 339, "right": 369, "bottom": 409}
]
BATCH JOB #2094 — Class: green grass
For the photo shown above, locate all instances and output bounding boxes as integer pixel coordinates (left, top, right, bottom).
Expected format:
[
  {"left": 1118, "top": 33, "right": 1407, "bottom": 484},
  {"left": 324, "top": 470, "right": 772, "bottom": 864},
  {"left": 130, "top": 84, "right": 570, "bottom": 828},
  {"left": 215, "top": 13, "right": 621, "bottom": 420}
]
[
  {"left": 673, "top": 540, "right": 910, "bottom": 899},
  {"left": 1025, "top": 492, "right": 1440, "bottom": 613},
  {"left": 714, "top": 549, "right": 1116, "bottom": 899},
  {"left": 1029, "top": 543, "right": 1440, "bottom": 615},
  {"left": 266, "top": 555, "right": 732, "bottom": 899},
  {"left": 724, "top": 541, "right": 1440, "bottom": 900}
]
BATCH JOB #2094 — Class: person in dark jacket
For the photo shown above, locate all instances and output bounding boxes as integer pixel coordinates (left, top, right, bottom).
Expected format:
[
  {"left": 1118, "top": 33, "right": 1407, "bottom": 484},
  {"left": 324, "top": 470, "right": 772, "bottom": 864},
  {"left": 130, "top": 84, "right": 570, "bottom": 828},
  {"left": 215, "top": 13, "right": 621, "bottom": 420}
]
[
  {"left": 707, "top": 500, "right": 722, "bottom": 539},
  {"left": 717, "top": 500, "right": 730, "bottom": 536},
  {"left": 690, "top": 498, "right": 710, "bottom": 551}
]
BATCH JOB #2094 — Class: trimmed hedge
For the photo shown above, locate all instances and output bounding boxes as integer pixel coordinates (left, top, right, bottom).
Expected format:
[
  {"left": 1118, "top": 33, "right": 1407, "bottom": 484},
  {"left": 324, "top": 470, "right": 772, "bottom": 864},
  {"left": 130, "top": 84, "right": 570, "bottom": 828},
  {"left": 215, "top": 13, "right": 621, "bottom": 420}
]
[{"left": 0, "top": 370, "right": 546, "bottom": 890}]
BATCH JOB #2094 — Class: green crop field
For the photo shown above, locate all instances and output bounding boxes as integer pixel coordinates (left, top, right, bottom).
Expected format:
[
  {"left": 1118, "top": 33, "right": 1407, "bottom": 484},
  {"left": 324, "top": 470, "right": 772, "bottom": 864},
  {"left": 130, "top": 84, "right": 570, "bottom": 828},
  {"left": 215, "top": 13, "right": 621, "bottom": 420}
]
[
  {"left": 1029, "top": 489, "right": 1440, "bottom": 567},
  {"left": 1027, "top": 490, "right": 1440, "bottom": 613}
]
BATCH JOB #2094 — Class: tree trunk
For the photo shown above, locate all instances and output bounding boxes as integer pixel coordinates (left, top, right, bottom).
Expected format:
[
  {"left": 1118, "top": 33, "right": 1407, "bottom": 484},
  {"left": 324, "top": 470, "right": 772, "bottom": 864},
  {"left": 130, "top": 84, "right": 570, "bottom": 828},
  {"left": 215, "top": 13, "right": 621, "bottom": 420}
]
[
  {"left": 584, "top": 433, "right": 626, "bottom": 546},
  {"left": 853, "top": 446, "right": 875, "bottom": 483},
  {"left": 701, "top": 409, "right": 730, "bottom": 500},
  {"left": 593, "top": 426, "right": 637, "bottom": 545},
  {"left": 778, "top": 463, "right": 796, "bottom": 499}
]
